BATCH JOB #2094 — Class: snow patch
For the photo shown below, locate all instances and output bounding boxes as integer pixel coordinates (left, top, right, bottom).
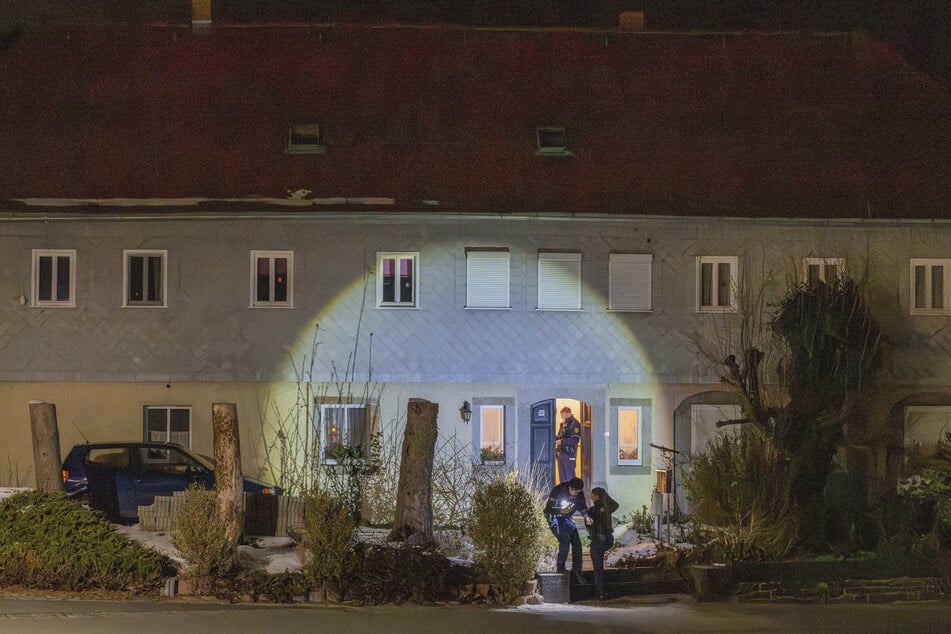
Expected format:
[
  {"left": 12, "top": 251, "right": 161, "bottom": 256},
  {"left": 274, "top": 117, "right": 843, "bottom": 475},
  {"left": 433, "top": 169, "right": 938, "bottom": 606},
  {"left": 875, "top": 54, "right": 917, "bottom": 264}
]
[{"left": 0, "top": 487, "right": 30, "bottom": 501}]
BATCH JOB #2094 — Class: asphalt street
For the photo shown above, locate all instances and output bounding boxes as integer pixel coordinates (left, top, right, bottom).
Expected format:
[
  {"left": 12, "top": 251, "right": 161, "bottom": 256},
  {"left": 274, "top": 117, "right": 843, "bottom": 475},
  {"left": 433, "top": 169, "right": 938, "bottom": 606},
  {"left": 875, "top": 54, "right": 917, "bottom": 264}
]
[{"left": 0, "top": 594, "right": 948, "bottom": 633}]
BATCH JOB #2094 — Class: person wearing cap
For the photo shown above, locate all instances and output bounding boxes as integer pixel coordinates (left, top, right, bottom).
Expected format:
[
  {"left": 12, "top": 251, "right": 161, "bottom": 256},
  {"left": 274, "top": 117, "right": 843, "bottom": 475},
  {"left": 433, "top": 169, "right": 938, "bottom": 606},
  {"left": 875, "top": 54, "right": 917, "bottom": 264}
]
[{"left": 543, "top": 477, "right": 592, "bottom": 582}]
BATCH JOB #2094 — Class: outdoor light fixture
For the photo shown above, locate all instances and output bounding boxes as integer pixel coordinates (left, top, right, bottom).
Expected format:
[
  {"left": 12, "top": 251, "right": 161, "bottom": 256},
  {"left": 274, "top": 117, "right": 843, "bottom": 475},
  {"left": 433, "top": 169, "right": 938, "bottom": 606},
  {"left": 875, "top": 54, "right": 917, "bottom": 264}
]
[{"left": 459, "top": 400, "right": 472, "bottom": 423}]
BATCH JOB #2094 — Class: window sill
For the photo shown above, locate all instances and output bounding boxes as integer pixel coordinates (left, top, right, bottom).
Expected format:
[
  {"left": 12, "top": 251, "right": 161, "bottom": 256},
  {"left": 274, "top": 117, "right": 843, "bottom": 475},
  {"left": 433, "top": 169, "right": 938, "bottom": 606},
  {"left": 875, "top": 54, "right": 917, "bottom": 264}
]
[
  {"left": 910, "top": 309, "right": 951, "bottom": 316},
  {"left": 31, "top": 302, "right": 76, "bottom": 309},
  {"left": 122, "top": 304, "right": 168, "bottom": 309},
  {"left": 697, "top": 307, "right": 737, "bottom": 314},
  {"left": 250, "top": 303, "right": 295, "bottom": 309},
  {"left": 617, "top": 461, "right": 643, "bottom": 467},
  {"left": 606, "top": 308, "right": 652, "bottom": 313},
  {"left": 535, "top": 149, "right": 574, "bottom": 157},
  {"left": 535, "top": 307, "right": 582, "bottom": 312},
  {"left": 465, "top": 306, "right": 512, "bottom": 310},
  {"left": 376, "top": 304, "right": 420, "bottom": 310},
  {"left": 286, "top": 145, "right": 328, "bottom": 155},
  {"left": 481, "top": 461, "right": 506, "bottom": 466}
]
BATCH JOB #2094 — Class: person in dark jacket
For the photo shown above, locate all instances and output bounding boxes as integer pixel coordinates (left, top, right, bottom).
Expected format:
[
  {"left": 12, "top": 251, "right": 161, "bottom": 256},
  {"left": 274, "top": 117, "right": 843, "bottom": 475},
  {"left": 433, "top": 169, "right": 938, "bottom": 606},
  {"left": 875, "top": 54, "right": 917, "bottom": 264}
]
[
  {"left": 555, "top": 407, "right": 582, "bottom": 484},
  {"left": 544, "top": 477, "right": 591, "bottom": 582},
  {"left": 587, "top": 486, "right": 619, "bottom": 600}
]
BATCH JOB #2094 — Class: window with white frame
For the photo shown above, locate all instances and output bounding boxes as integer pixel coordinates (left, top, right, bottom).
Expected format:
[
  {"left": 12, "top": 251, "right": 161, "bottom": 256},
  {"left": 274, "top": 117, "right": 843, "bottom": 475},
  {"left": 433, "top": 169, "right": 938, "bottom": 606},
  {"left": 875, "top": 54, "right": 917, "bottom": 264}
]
[
  {"left": 537, "top": 251, "right": 581, "bottom": 310},
  {"left": 123, "top": 250, "right": 167, "bottom": 307},
  {"left": 144, "top": 406, "right": 191, "bottom": 447},
  {"left": 31, "top": 249, "right": 76, "bottom": 307},
  {"left": 910, "top": 259, "right": 949, "bottom": 315},
  {"left": 803, "top": 257, "right": 844, "bottom": 287},
  {"left": 617, "top": 406, "right": 642, "bottom": 465},
  {"left": 479, "top": 405, "right": 505, "bottom": 463},
  {"left": 609, "top": 253, "right": 652, "bottom": 311},
  {"left": 286, "top": 123, "right": 326, "bottom": 154},
  {"left": 697, "top": 256, "right": 737, "bottom": 312},
  {"left": 319, "top": 403, "right": 371, "bottom": 463},
  {"left": 466, "top": 248, "right": 510, "bottom": 309},
  {"left": 251, "top": 250, "right": 293, "bottom": 307},
  {"left": 535, "top": 125, "right": 572, "bottom": 156},
  {"left": 377, "top": 252, "right": 418, "bottom": 307}
]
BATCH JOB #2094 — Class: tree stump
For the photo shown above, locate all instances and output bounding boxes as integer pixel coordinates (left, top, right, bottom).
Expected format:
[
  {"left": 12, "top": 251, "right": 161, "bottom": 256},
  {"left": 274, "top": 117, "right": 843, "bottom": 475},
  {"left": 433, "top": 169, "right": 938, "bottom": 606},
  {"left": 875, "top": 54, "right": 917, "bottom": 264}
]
[
  {"left": 388, "top": 398, "right": 438, "bottom": 545},
  {"left": 29, "top": 401, "right": 63, "bottom": 492},
  {"left": 213, "top": 402, "right": 244, "bottom": 566}
]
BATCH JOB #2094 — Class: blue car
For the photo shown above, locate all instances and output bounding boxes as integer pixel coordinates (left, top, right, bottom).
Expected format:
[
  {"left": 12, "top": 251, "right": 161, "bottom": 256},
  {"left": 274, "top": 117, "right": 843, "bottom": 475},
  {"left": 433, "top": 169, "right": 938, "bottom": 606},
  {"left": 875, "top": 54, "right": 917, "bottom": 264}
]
[{"left": 62, "top": 442, "right": 281, "bottom": 521}]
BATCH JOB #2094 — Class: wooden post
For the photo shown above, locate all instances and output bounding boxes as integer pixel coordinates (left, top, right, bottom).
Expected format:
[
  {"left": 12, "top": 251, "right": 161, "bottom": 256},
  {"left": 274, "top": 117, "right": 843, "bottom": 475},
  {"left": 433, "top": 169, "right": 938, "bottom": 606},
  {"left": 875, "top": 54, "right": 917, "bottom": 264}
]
[
  {"left": 213, "top": 402, "right": 244, "bottom": 565},
  {"left": 29, "top": 401, "right": 63, "bottom": 492},
  {"left": 387, "top": 398, "right": 438, "bottom": 545}
]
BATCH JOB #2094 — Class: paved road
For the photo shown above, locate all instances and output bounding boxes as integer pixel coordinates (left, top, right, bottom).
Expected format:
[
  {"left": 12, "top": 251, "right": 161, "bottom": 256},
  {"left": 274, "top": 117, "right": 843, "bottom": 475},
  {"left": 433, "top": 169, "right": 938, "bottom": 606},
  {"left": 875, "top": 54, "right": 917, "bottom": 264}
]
[{"left": 0, "top": 594, "right": 948, "bottom": 633}]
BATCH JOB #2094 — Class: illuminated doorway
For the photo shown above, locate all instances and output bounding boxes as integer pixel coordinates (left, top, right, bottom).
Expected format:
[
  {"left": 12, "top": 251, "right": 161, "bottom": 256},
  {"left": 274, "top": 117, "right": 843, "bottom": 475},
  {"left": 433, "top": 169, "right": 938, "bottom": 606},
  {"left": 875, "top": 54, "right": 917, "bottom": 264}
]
[{"left": 530, "top": 398, "right": 592, "bottom": 498}]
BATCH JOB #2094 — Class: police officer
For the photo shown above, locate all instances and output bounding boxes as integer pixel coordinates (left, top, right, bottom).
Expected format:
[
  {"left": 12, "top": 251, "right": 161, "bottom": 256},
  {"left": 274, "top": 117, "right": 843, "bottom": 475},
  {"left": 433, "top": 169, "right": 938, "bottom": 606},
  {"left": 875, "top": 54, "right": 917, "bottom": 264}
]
[
  {"left": 587, "top": 486, "right": 619, "bottom": 600},
  {"left": 555, "top": 406, "right": 582, "bottom": 484},
  {"left": 544, "top": 476, "right": 592, "bottom": 582}
]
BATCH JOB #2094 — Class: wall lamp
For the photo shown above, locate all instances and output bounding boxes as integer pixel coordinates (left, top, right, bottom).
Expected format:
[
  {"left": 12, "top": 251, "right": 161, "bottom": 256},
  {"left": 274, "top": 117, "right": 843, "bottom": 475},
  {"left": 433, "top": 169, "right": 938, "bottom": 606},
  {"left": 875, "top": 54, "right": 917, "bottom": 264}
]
[{"left": 459, "top": 400, "right": 472, "bottom": 423}]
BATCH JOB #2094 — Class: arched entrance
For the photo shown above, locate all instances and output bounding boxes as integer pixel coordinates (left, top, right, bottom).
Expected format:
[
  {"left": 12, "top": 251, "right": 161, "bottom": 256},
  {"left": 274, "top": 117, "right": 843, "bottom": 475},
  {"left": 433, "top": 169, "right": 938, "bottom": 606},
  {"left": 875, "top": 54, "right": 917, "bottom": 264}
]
[{"left": 530, "top": 398, "right": 593, "bottom": 497}]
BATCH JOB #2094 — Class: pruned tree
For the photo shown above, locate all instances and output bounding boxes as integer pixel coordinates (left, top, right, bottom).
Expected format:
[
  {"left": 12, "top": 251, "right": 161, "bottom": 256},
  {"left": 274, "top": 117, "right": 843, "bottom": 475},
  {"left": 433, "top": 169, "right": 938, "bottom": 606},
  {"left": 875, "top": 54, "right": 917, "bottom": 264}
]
[{"left": 388, "top": 398, "right": 439, "bottom": 545}]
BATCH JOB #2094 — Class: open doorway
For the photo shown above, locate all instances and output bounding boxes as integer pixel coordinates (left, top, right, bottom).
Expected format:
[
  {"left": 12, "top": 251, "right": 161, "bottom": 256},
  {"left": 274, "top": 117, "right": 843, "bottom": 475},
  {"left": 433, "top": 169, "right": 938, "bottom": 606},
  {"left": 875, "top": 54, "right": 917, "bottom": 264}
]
[{"left": 530, "top": 398, "right": 592, "bottom": 498}]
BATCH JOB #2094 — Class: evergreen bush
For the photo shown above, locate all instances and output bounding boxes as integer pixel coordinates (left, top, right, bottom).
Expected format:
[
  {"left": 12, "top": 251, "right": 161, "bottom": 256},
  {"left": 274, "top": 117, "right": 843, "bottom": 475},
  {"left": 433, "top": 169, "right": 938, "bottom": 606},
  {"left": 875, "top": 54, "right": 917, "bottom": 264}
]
[
  {"left": 344, "top": 542, "right": 451, "bottom": 603},
  {"left": 0, "top": 490, "right": 169, "bottom": 592},
  {"left": 469, "top": 472, "right": 547, "bottom": 603},
  {"left": 171, "top": 484, "right": 234, "bottom": 582},
  {"left": 298, "top": 488, "right": 358, "bottom": 588}
]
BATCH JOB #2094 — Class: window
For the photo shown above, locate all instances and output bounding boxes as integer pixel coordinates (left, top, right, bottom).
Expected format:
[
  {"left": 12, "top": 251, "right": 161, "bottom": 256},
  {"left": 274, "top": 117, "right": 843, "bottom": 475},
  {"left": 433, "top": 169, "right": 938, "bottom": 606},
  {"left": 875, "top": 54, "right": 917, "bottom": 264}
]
[
  {"left": 320, "top": 404, "right": 371, "bottom": 463},
  {"left": 144, "top": 406, "right": 192, "bottom": 447},
  {"left": 691, "top": 404, "right": 742, "bottom": 455},
  {"left": 466, "top": 248, "right": 510, "bottom": 309},
  {"left": 479, "top": 405, "right": 505, "bottom": 463},
  {"left": 697, "top": 256, "right": 737, "bottom": 312},
  {"left": 286, "top": 123, "right": 326, "bottom": 154},
  {"left": 609, "top": 253, "right": 652, "bottom": 311},
  {"left": 803, "top": 257, "right": 844, "bottom": 287},
  {"left": 137, "top": 446, "right": 203, "bottom": 475},
  {"left": 31, "top": 249, "right": 76, "bottom": 307},
  {"left": 377, "top": 252, "right": 418, "bottom": 307},
  {"left": 910, "top": 259, "right": 949, "bottom": 315},
  {"left": 123, "top": 250, "right": 167, "bottom": 307},
  {"left": 617, "top": 406, "right": 642, "bottom": 465},
  {"left": 250, "top": 250, "right": 293, "bottom": 307},
  {"left": 537, "top": 251, "right": 581, "bottom": 310},
  {"left": 535, "top": 125, "right": 572, "bottom": 156},
  {"left": 904, "top": 406, "right": 951, "bottom": 448}
]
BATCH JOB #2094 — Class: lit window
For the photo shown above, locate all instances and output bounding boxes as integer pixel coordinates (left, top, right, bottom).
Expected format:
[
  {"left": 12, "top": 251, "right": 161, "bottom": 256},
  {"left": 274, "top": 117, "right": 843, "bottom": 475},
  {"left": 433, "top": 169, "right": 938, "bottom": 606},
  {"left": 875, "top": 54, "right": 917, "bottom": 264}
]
[
  {"left": 251, "top": 250, "right": 294, "bottom": 307},
  {"left": 123, "top": 250, "right": 167, "bottom": 307},
  {"left": 145, "top": 406, "right": 192, "bottom": 448},
  {"left": 287, "top": 123, "right": 326, "bottom": 154},
  {"left": 320, "top": 404, "right": 371, "bottom": 463},
  {"left": 910, "top": 259, "right": 949, "bottom": 315},
  {"left": 697, "top": 256, "right": 737, "bottom": 312},
  {"left": 608, "top": 253, "right": 652, "bottom": 311},
  {"left": 31, "top": 249, "right": 76, "bottom": 307},
  {"left": 535, "top": 125, "right": 572, "bottom": 156},
  {"left": 803, "top": 257, "right": 844, "bottom": 287},
  {"left": 537, "top": 251, "right": 581, "bottom": 310},
  {"left": 617, "top": 406, "right": 642, "bottom": 465},
  {"left": 466, "top": 248, "right": 510, "bottom": 309},
  {"left": 480, "top": 405, "right": 505, "bottom": 464},
  {"left": 377, "top": 252, "right": 418, "bottom": 307}
]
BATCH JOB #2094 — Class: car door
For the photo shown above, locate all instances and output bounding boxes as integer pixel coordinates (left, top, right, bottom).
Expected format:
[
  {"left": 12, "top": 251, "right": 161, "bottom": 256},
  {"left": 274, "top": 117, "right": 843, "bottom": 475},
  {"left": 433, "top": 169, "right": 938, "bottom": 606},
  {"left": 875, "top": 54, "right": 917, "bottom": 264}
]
[{"left": 132, "top": 445, "right": 210, "bottom": 508}]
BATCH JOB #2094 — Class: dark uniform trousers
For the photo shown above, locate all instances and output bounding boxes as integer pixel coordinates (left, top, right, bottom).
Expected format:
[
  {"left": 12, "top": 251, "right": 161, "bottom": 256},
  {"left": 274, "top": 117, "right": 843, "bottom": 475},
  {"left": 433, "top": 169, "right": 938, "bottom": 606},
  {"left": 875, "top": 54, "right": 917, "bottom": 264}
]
[
  {"left": 590, "top": 532, "right": 615, "bottom": 595},
  {"left": 550, "top": 516, "right": 583, "bottom": 573}
]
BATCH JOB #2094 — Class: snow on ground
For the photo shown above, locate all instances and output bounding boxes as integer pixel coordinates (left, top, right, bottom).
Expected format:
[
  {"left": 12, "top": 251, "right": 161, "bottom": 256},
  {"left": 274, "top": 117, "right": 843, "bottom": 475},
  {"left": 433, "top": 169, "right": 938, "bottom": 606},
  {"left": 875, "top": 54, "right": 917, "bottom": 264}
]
[{"left": 0, "top": 487, "right": 29, "bottom": 501}]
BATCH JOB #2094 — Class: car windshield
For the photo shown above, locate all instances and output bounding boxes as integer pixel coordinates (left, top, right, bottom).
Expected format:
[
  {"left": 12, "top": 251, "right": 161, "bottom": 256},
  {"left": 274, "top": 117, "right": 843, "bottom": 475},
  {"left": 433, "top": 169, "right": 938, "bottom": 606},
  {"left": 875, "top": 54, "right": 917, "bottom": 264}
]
[{"left": 188, "top": 450, "right": 215, "bottom": 470}]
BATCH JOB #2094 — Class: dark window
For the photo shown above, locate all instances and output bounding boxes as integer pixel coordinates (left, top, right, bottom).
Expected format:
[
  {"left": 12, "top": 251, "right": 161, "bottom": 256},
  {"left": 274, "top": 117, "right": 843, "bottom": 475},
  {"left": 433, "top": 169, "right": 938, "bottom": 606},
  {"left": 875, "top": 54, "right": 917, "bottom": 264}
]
[{"left": 38, "top": 256, "right": 53, "bottom": 301}]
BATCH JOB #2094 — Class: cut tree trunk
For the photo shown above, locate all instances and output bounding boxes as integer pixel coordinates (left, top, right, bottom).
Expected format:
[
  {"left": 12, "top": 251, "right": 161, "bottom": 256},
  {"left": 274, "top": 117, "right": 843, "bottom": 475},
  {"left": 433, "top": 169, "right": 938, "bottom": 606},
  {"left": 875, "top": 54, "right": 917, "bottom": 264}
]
[
  {"left": 388, "top": 398, "right": 438, "bottom": 545},
  {"left": 213, "top": 402, "right": 244, "bottom": 566},
  {"left": 29, "top": 401, "right": 63, "bottom": 492}
]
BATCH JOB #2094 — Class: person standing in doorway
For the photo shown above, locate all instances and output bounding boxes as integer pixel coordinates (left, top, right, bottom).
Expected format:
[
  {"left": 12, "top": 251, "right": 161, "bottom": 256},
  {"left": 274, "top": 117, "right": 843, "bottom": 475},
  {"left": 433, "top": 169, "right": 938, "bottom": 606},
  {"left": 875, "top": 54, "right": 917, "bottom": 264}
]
[
  {"left": 555, "top": 406, "right": 582, "bottom": 484},
  {"left": 544, "top": 477, "right": 592, "bottom": 583},
  {"left": 587, "top": 486, "right": 619, "bottom": 600}
]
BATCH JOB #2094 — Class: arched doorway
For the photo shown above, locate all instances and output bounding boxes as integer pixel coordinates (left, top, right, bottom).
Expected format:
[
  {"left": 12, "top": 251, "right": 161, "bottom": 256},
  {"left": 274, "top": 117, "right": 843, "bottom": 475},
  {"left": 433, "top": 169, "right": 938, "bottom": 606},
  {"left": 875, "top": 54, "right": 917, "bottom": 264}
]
[
  {"left": 885, "top": 393, "right": 951, "bottom": 491},
  {"left": 530, "top": 398, "right": 593, "bottom": 497}
]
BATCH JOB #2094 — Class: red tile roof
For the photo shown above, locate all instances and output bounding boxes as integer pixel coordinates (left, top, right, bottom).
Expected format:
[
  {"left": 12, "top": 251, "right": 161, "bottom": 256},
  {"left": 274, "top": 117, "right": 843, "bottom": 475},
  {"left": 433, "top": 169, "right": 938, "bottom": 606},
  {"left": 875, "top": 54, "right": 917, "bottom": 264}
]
[{"left": 0, "top": 24, "right": 948, "bottom": 218}]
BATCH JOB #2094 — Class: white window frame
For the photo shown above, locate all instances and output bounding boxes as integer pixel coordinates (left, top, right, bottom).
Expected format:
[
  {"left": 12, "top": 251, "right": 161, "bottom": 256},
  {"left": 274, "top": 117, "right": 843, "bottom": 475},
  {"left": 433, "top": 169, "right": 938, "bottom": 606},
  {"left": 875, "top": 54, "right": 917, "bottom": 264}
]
[
  {"left": 123, "top": 249, "right": 168, "bottom": 308},
  {"left": 286, "top": 123, "right": 327, "bottom": 154},
  {"left": 144, "top": 405, "right": 192, "bottom": 448},
  {"left": 466, "top": 248, "right": 510, "bottom": 309},
  {"left": 319, "top": 403, "right": 371, "bottom": 465},
  {"left": 535, "top": 125, "right": 573, "bottom": 156},
  {"left": 537, "top": 251, "right": 582, "bottom": 311},
  {"left": 696, "top": 256, "right": 738, "bottom": 312},
  {"left": 31, "top": 249, "right": 76, "bottom": 308},
  {"left": 376, "top": 252, "right": 419, "bottom": 308},
  {"left": 608, "top": 253, "right": 652, "bottom": 312},
  {"left": 910, "top": 258, "right": 950, "bottom": 315},
  {"left": 479, "top": 405, "right": 505, "bottom": 464},
  {"left": 250, "top": 250, "right": 294, "bottom": 308},
  {"left": 617, "top": 406, "right": 643, "bottom": 466},
  {"left": 802, "top": 257, "right": 844, "bottom": 286}
]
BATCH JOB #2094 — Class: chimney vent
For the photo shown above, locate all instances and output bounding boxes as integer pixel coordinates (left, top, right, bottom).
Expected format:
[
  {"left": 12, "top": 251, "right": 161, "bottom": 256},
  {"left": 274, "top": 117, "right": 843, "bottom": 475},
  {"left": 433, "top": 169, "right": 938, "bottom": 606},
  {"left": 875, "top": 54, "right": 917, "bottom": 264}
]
[
  {"left": 619, "top": 11, "right": 645, "bottom": 32},
  {"left": 192, "top": 0, "right": 212, "bottom": 34}
]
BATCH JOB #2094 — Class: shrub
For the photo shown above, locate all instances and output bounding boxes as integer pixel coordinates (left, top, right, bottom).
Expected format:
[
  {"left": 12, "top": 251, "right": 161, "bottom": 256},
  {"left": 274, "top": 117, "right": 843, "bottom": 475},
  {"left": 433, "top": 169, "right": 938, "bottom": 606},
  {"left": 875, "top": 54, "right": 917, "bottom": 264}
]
[
  {"left": 172, "top": 485, "right": 235, "bottom": 582},
  {"left": 0, "top": 490, "right": 169, "bottom": 592},
  {"left": 622, "top": 504, "right": 655, "bottom": 534},
  {"left": 344, "top": 542, "right": 451, "bottom": 604},
  {"left": 298, "top": 488, "right": 358, "bottom": 588},
  {"left": 469, "top": 472, "right": 547, "bottom": 603}
]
